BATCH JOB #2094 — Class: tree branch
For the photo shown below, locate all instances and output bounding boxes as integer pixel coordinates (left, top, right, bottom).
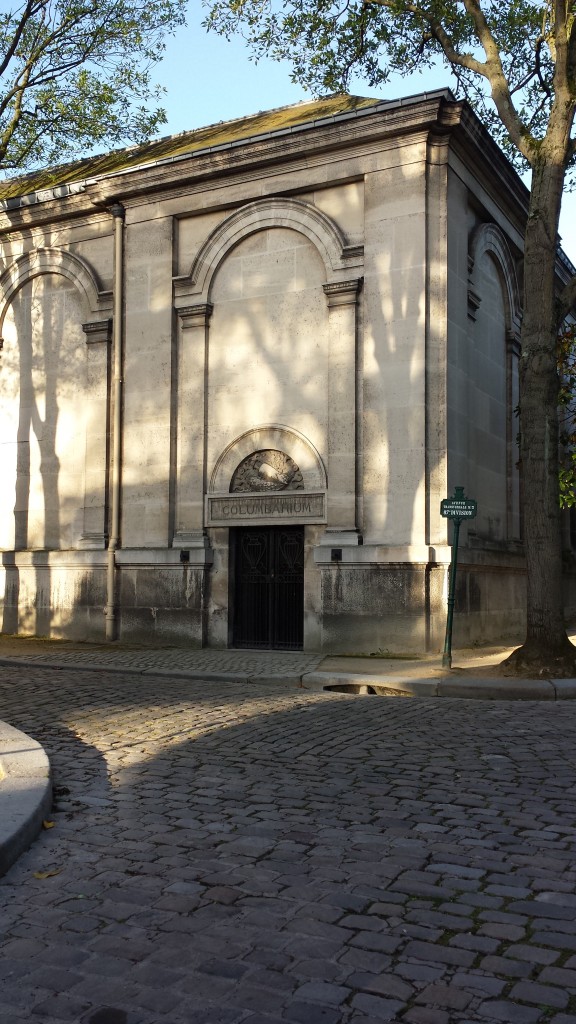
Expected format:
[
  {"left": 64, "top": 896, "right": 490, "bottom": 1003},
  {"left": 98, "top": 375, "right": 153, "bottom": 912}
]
[
  {"left": 459, "top": 0, "right": 536, "bottom": 159},
  {"left": 0, "top": 62, "right": 32, "bottom": 164},
  {"left": 365, "top": 0, "right": 536, "bottom": 161},
  {"left": 0, "top": 0, "right": 49, "bottom": 78},
  {"left": 365, "top": 0, "right": 484, "bottom": 73},
  {"left": 542, "top": 0, "right": 576, "bottom": 171}
]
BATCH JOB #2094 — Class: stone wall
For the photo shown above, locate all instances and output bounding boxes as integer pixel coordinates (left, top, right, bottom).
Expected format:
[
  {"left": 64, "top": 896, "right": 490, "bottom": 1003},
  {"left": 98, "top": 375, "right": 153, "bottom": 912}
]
[{"left": 0, "top": 94, "right": 555, "bottom": 652}]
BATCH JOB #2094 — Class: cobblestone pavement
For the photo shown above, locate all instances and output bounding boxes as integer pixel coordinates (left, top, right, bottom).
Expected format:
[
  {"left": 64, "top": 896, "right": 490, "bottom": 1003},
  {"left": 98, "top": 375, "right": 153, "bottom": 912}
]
[
  {"left": 2, "top": 666, "right": 576, "bottom": 1024},
  {"left": 0, "top": 647, "right": 323, "bottom": 680}
]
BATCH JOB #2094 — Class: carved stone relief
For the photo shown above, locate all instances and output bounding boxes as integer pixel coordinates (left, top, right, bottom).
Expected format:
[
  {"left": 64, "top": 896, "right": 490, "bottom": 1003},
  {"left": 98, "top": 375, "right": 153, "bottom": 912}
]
[{"left": 230, "top": 449, "right": 304, "bottom": 493}]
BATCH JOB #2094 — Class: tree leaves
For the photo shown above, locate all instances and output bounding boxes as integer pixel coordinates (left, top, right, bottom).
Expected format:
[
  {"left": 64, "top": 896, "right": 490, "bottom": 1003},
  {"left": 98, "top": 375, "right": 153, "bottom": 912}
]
[
  {"left": 558, "top": 321, "right": 576, "bottom": 509},
  {"left": 0, "top": 0, "right": 188, "bottom": 171},
  {"left": 202, "top": 0, "right": 574, "bottom": 174}
]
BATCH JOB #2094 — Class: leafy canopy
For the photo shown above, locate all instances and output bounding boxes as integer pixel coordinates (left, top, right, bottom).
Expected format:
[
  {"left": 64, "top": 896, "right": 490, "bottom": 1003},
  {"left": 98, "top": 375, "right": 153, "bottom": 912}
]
[
  {"left": 0, "top": 0, "right": 187, "bottom": 171},
  {"left": 203, "top": 0, "right": 576, "bottom": 174}
]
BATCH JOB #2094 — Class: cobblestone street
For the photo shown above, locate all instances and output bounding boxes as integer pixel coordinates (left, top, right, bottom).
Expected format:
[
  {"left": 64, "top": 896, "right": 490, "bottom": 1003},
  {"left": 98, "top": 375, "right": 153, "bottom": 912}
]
[{"left": 2, "top": 665, "right": 576, "bottom": 1024}]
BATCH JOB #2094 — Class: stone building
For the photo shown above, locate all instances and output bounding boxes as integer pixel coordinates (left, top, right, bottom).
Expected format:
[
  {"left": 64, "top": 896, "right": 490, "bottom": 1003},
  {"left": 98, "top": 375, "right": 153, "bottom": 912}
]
[{"left": 0, "top": 90, "right": 572, "bottom": 651}]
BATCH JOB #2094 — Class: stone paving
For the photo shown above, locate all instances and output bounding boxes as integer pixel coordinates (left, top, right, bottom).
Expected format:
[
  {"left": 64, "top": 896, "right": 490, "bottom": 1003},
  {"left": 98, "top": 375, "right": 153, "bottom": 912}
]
[
  {"left": 0, "top": 647, "right": 323, "bottom": 681},
  {"left": 1, "top": 664, "right": 576, "bottom": 1024}
]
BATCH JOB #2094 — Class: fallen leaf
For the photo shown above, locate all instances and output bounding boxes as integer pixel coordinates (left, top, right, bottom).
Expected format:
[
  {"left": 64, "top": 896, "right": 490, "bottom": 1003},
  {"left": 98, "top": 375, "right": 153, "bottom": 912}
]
[
  {"left": 33, "top": 869, "right": 61, "bottom": 879},
  {"left": 42, "top": 820, "right": 55, "bottom": 829}
]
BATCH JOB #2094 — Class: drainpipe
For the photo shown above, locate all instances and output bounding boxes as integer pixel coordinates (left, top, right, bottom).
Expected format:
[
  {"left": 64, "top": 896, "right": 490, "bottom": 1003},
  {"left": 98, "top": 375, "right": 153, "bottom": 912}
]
[{"left": 105, "top": 202, "right": 125, "bottom": 640}]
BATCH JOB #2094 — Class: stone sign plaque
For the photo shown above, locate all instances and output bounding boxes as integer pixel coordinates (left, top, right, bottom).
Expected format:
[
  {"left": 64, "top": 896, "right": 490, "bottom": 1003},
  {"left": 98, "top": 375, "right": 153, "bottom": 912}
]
[{"left": 207, "top": 491, "right": 326, "bottom": 526}]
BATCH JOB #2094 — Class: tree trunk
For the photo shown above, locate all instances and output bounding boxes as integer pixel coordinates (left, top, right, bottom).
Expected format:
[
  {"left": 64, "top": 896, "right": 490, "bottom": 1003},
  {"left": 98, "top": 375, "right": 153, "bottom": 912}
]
[{"left": 503, "top": 157, "right": 576, "bottom": 674}]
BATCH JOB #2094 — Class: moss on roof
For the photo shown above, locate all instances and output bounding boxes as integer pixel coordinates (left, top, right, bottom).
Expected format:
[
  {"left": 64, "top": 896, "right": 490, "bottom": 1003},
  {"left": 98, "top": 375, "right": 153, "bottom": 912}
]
[{"left": 0, "top": 94, "right": 379, "bottom": 202}]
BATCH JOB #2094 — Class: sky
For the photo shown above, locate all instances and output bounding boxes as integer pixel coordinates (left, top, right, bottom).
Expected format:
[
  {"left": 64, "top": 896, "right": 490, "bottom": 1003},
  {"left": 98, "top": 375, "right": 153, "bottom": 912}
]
[{"left": 150, "top": 4, "right": 576, "bottom": 264}]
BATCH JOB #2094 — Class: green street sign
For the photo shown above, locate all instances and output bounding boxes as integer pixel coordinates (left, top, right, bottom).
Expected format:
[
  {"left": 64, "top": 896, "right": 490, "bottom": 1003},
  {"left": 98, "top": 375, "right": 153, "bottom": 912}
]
[
  {"left": 440, "top": 498, "right": 477, "bottom": 520},
  {"left": 440, "top": 486, "right": 477, "bottom": 669}
]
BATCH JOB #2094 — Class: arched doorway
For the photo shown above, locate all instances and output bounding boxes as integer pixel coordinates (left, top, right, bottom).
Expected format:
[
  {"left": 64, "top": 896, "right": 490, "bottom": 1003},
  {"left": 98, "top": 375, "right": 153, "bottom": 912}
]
[{"left": 206, "top": 428, "right": 328, "bottom": 651}]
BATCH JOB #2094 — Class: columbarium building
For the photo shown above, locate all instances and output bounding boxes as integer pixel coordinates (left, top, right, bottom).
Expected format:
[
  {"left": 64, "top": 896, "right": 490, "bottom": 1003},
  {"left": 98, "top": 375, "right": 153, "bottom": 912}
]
[{"left": 0, "top": 91, "right": 573, "bottom": 651}]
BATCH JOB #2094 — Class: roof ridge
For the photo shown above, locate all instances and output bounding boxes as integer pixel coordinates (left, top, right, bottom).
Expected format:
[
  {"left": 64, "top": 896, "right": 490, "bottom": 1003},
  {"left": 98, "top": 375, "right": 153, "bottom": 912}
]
[{"left": 0, "top": 92, "right": 371, "bottom": 192}]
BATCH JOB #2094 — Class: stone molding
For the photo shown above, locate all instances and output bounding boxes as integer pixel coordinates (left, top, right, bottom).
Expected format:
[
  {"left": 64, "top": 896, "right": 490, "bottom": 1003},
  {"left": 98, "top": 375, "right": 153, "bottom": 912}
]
[
  {"left": 506, "top": 328, "right": 521, "bottom": 357},
  {"left": 176, "top": 303, "right": 213, "bottom": 329},
  {"left": 173, "top": 197, "right": 364, "bottom": 307},
  {"left": 468, "top": 223, "right": 522, "bottom": 337},
  {"left": 82, "top": 319, "right": 112, "bottom": 345},
  {"left": 210, "top": 425, "right": 327, "bottom": 496},
  {"left": 0, "top": 247, "right": 112, "bottom": 330},
  {"left": 323, "top": 278, "right": 363, "bottom": 308}
]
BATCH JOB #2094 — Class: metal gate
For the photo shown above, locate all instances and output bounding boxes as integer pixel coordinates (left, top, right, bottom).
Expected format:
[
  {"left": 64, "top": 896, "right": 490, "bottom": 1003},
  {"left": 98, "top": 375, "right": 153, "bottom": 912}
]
[{"left": 232, "top": 526, "right": 304, "bottom": 650}]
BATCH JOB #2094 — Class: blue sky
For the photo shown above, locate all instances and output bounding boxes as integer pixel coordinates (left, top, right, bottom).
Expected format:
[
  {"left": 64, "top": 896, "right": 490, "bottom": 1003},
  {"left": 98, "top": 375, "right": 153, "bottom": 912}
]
[{"left": 150, "top": 5, "right": 575, "bottom": 264}]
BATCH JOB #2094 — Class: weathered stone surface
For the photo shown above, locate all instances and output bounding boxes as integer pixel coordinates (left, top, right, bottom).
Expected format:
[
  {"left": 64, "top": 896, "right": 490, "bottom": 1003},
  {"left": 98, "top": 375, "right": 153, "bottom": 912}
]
[{"left": 0, "top": 93, "right": 557, "bottom": 650}]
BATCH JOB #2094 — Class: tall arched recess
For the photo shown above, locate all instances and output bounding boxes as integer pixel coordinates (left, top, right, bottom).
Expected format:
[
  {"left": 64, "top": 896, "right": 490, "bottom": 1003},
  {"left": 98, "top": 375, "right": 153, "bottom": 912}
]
[
  {"left": 173, "top": 196, "right": 364, "bottom": 309},
  {"left": 468, "top": 223, "right": 522, "bottom": 338},
  {"left": 172, "top": 196, "right": 364, "bottom": 553},
  {"left": 0, "top": 247, "right": 113, "bottom": 555},
  {"left": 0, "top": 246, "right": 111, "bottom": 323},
  {"left": 468, "top": 222, "right": 522, "bottom": 542}
]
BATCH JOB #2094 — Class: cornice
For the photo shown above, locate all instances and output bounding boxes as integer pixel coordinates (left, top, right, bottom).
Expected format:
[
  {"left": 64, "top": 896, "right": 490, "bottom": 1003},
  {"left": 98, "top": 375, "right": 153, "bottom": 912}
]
[
  {"left": 0, "top": 92, "right": 548, "bottom": 278},
  {"left": 93, "top": 96, "right": 450, "bottom": 201},
  {"left": 0, "top": 94, "right": 450, "bottom": 232},
  {"left": 448, "top": 103, "right": 530, "bottom": 230}
]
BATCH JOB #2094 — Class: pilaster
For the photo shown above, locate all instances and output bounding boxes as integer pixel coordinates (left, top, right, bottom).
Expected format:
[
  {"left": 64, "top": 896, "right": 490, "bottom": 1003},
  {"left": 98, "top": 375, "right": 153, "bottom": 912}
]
[
  {"left": 79, "top": 318, "right": 112, "bottom": 548},
  {"left": 173, "top": 302, "right": 213, "bottom": 551},
  {"left": 321, "top": 278, "right": 363, "bottom": 540}
]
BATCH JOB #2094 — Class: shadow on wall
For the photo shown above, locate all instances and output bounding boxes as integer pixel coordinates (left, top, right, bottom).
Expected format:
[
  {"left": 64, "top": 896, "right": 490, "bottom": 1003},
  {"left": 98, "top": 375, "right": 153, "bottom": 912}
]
[
  {"left": 0, "top": 554, "right": 104, "bottom": 638},
  {"left": 0, "top": 263, "right": 100, "bottom": 638}
]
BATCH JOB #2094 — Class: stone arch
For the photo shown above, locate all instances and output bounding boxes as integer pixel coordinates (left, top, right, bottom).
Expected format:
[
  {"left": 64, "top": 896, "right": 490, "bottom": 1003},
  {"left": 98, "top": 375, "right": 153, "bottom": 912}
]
[
  {"left": 174, "top": 197, "right": 363, "bottom": 306},
  {"left": 210, "top": 424, "right": 327, "bottom": 494},
  {"left": 469, "top": 223, "right": 522, "bottom": 335},
  {"left": 0, "top": 247, "right": 110, "bottom": 332},
  {"left": 0, "top": 246, "right": 113, "bottom": 551},
  {"left": 468, "top": 222, "right": 522, "bottom": 543}
]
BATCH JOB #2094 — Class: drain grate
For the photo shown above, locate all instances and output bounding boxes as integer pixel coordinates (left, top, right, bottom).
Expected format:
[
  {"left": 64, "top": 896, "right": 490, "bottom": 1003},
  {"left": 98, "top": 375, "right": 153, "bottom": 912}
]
[{"left": 323, "top": 682, "right": 411, "bottom": 697}]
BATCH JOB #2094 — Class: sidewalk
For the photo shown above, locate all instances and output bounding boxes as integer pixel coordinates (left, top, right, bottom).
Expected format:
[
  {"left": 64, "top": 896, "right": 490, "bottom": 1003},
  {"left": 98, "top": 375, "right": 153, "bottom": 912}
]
[
  {"left": 0, "top": 719, "right": 52, "bottom": 877},
  {"left": 0, "top": 633, "right": 574, "bottom": 699}
]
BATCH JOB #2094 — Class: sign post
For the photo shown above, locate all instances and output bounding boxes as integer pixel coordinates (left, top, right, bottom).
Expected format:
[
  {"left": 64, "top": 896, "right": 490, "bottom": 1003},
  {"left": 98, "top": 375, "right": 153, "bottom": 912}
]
[{"left": 440, "top": 486, "right": 477, "bottom": 668}]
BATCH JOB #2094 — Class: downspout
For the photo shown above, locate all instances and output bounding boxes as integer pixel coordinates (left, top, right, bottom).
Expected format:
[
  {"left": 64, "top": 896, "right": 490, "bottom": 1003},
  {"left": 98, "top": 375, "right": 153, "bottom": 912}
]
[{"left": 105, "top": 202, "right": 125, "bottom": 640}]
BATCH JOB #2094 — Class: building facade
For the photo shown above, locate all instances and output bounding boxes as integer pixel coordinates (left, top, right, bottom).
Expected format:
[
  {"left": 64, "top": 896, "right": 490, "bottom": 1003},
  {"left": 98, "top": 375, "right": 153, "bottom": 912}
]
[{"left": 0, "top": 91, "right": 572, "bottom": 651}]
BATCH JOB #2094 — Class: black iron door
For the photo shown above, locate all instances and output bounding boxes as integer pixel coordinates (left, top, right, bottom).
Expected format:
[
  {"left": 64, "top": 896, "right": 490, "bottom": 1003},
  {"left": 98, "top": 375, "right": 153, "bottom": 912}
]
[{"left": 233, "top": 526, "right": 304, "bottom": 650}]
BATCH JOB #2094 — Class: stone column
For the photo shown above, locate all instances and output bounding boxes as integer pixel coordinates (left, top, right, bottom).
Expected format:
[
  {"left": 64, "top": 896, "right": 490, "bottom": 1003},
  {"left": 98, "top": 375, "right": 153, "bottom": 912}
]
[
  {"left": 173, "top": 302, "right": 213, "bottom": 549},
  {"left": 507, "top": 329, "right": 521, "bottom": 540},
  {"left": 322, "top": 278, "right": 363, "bottom": 541},
  {"left": 79, "top": 318, "right": 111, "bottom": 548},
  {"left": 425, "top": 134, "right": 450, "bottom": 552}
]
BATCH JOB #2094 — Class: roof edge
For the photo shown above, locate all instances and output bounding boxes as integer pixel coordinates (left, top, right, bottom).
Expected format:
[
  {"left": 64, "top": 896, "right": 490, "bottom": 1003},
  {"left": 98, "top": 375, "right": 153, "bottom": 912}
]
[{"left": 0, "top": 90, "right": 456, "bottom": 212}]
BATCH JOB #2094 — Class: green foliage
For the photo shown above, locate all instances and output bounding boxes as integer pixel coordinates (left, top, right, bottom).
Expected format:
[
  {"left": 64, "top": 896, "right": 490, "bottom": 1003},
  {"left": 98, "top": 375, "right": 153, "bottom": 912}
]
[
  {"left": 558, "top": 322, "right": 576, "bottom": 509},
  {"left": 0, "top": 0, "right": 187, "bottom": 171},
  {"left": 202, "top": 0, "right": 574, "bottom": 172}
]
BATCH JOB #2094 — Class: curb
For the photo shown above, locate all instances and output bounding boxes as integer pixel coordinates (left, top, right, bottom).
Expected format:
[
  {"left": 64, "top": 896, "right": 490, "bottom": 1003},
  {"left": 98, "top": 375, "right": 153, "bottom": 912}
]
[
  {"left": 0, "top": 657, "right": 303, "bottom": 688},
  {"left": 301, "top": 672, "right": 576, "bottom": 700},
  {"left": 0, "top": 721, "right": 52, "bottom": 877},
  {"left": 301, "top": 672, "right": 438, "bottom": 696},
  {"left": 0, "top": 654, "right": 575, "bottom": 699}
]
